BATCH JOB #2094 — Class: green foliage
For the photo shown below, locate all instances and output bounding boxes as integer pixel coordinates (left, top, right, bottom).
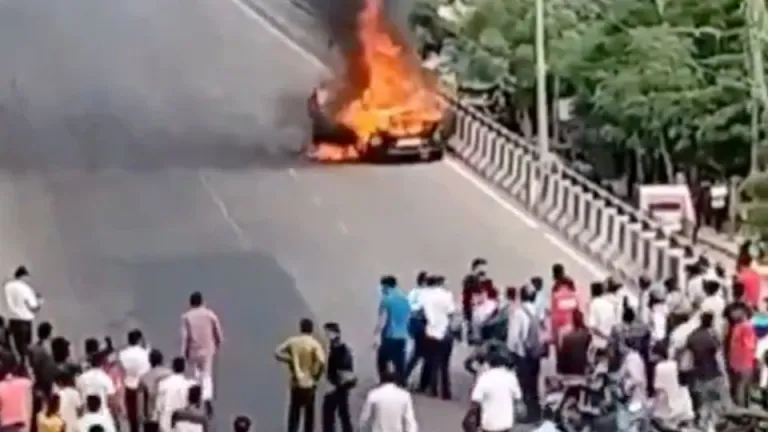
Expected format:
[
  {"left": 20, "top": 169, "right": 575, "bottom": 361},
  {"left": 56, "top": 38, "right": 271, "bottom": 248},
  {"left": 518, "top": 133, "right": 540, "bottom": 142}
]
[
  {"left": 743, "top": 172, "right": 768, "bottom": 199},
  {"left": 411, "top": 0, "right": 768, "bottom": 180},
  {"left": 741, "top": 172, "right": 768, "bottom": 233}
]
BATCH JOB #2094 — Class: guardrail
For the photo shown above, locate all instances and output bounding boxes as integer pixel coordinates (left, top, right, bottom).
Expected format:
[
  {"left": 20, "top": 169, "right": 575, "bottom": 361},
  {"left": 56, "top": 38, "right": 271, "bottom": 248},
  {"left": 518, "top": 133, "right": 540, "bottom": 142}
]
[
  {"left": 245, "top": 0, "right": 727, "bottom": 284},
  {"left": 443, "top": 95, "right": 705, "bottom": 285},
  {"left": 419, "top": 12, "right": 741, "bottom": 272}
]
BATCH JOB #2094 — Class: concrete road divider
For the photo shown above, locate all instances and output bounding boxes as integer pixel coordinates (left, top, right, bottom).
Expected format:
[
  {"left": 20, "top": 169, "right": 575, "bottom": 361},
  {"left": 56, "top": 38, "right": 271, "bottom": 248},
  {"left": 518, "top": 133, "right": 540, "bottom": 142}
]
[{"left": 443, "top": 96, "right": 701, "bottom": 286}]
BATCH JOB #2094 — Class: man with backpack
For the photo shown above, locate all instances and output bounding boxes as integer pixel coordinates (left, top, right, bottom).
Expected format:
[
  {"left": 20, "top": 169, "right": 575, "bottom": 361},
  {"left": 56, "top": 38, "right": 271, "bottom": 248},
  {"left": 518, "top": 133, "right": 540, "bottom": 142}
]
[{"left": 507, "top": 285, "right": 546, "bottom": 423}]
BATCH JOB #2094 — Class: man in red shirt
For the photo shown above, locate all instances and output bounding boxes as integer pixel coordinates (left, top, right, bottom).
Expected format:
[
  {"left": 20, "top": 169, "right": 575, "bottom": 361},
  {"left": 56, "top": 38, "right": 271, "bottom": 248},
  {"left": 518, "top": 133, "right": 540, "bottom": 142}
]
[
  {"left": 737, "top": 254, "right": 761, "bottom": 310},
  {"left": 728, "top": 305, "right": 757, "bottom": 406}
]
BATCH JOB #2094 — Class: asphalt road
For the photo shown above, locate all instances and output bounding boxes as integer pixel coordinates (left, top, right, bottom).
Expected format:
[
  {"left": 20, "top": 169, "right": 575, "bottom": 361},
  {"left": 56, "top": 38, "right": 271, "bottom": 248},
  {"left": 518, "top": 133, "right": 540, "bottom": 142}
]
[{"left": 0, "top": 0, "right": 606, "bottom": 429}]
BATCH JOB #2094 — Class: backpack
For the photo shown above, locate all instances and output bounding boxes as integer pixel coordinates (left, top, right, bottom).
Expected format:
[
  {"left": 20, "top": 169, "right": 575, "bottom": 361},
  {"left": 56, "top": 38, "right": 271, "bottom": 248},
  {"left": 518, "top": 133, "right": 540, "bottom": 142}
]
[{"left": 521, "top": 307, "right": 547, "bottom": 358}]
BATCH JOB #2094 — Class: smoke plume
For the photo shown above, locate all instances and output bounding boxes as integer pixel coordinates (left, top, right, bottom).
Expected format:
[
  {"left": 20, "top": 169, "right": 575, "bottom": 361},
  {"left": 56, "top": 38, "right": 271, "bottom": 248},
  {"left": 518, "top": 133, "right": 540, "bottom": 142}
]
[
  {"left": 295, "top": 0, "right": 416, "bottom": 58},
  {"left": 297, "top": 0, "right": 419, "bottom": 105}
]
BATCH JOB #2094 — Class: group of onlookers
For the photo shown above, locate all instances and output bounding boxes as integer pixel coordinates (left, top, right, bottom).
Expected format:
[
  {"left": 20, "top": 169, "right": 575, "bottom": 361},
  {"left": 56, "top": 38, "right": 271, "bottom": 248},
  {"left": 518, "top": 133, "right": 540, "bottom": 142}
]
[
  {"left": 272, "top": 258, "right": 572, "bottom": 432},
  {"left": 10, "top": 246, "right": 763, "bottom": 432},
  {"left": 575, "top": 252, "right": 768, "bottom": 431},
  {"left": 0, "top": 266, "right": 233, "bottom": 432}
]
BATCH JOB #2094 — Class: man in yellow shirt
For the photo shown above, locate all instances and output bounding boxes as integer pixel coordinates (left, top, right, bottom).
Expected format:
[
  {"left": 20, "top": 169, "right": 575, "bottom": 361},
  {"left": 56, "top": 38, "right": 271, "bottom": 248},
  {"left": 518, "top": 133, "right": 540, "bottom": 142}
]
[{"left": 275, "top": 318, "right": 326, "bottom": 432}]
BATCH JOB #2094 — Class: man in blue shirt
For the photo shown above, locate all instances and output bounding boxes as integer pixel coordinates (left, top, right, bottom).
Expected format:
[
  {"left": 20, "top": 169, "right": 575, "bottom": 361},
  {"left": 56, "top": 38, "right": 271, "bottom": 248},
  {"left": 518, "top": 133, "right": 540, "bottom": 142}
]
[{"left": 375, "top": 275, "right": 411, "bottom": 385}]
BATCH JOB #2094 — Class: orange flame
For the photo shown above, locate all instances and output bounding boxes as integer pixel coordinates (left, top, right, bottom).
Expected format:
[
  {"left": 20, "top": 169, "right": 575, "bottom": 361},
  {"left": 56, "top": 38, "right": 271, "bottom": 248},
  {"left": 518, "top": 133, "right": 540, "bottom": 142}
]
[{"left": 310, "top": 0, "right": 445, "bottom": 162}]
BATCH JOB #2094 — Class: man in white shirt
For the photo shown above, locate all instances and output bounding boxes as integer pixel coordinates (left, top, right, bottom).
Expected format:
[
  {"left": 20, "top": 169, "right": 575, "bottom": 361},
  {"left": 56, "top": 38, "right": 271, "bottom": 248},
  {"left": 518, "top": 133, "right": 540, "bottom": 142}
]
[
  {"left": 651, "top": 343, "right": 694, "bottom": 428},
  {"left": 699, "top": 281, "right": 726, "bottom": 337},
  {"left": 685, "top": 263, "right": 706, "bottom": 307},
  {"left": 119, "top": 329, "right": 151, "bottom": 432},
  {"left": 418, "top": 275, "right": 456, "bottom": 399},
  {"left": 466, "top": 352, "right": 522, "bottom": 432},
  {"left": 509, "top": 286, "right": 545, "bottom": 422},
  {"left": 3, "top": 266, "right": 42, "bottom": 362},
  {"left": 587, "top": 282, "right": 617, "bottom": 349},
  {"left": 709, "top": 182, "right": 729, "bottom": 231},
  {"left": 359, "top": 366, "right": 418, "bottom": 432},
  {"left": 155, "top": 357, "right": 196, "bottom": 432},
  {"left": 407, "top": 271, "right": 429, "bottom": 310},
  {"left": 78, "top": 395, "right": 118, "bottom": 432},
  {"left": 76, "top": 352, "right": 117, "bottom": 419}
]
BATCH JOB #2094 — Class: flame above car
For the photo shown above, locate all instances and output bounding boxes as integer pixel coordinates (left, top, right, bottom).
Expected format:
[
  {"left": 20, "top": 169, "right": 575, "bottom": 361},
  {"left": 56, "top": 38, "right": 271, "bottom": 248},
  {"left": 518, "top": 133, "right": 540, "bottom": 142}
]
[{"left": 309, "top": 0, "right": 445, "bottom": 162}]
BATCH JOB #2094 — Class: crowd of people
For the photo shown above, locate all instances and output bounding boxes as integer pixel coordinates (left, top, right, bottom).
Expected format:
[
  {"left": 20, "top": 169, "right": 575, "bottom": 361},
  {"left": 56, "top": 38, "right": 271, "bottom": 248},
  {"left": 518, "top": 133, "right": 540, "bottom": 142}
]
[
  {"left": 271, "top": 252, "right": 768, "bottom": 432},
  {"left": 0, "top": 266, "right": 236, "bottom": 432},
  {"left": 4, "top": 248, "right": 768, "bottom": 432}
]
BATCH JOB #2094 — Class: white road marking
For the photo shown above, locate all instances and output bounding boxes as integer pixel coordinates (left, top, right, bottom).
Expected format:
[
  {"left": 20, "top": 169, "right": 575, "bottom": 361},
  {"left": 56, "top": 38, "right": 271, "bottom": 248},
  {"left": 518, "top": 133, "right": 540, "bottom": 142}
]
[
  {"left": 545, "top": 233, "right": 606, "bottom": 279},
  {"left": 337, "top": 220, "right": 349, "bottom": 234},
  {"left": 198, "top": 172, "right": 252, "bottom": 250},
  {"left": 227, "top": 0, "right": 326, "bottom": 69},
  {"left": 443, "top": 159, "right": 538, "bottom": 228},
  {"left": 444, "top": 160, "right": 606, "bottom": 277},
  {"left": 226, "top": 0, "right": 608, "bottom": 278}
]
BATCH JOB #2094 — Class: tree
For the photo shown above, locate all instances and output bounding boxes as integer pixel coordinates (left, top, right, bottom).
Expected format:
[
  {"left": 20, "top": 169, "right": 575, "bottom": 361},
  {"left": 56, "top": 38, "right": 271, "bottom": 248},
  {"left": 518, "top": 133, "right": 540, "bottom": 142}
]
[
  {"left": 411, "top": 0, "right": 765, "bottom": 187},
  {"left": 740, "top": 172, "right": 768, "bottom": 236}
]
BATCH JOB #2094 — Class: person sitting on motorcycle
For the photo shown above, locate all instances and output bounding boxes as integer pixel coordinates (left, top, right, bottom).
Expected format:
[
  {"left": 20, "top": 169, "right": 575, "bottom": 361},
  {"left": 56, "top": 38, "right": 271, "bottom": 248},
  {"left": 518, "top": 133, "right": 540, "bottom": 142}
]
[{"left": 581, "top": 349, "right": 614, "bottom": 416}]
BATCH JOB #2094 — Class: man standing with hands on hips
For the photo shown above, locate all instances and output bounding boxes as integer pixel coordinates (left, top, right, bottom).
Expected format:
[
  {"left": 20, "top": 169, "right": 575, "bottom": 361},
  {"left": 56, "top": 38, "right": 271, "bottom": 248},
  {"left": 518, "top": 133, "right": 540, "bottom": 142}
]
[{"left": 4, "top": 265, "right": 42, "bottom": 364}]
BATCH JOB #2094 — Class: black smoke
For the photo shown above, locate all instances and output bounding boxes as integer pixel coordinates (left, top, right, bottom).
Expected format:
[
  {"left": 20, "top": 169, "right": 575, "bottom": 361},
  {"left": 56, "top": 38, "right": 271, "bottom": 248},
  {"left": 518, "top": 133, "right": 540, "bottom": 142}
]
[
  {"left": 297, "top": 0, "right": 418, "bottom": 85},
  {"left": 296, "top": 0, "right": 414, "bottom": 49}
]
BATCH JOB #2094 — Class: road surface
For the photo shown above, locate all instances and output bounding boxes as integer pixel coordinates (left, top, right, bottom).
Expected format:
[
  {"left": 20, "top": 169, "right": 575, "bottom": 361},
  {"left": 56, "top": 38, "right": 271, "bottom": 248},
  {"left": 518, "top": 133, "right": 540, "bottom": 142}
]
[{"left": 0, "top": 0, "right": 606, "bottom": 428}]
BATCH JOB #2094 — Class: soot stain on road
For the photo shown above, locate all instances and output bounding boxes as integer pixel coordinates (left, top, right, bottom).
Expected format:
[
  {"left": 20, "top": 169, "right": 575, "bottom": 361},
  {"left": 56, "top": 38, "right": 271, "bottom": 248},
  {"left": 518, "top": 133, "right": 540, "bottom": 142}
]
[
  {"left": 0, "top": 95, "right": 304, "bottom": 174},
  {"left": 124, "top": 250, "right": 316, "bottom": 429}
]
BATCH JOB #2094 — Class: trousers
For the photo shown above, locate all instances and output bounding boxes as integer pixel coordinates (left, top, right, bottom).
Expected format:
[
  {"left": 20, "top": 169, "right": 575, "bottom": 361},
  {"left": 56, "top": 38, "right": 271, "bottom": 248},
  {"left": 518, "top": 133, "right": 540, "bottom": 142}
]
[
  {"left": 376, "top": 338, "right": 406, "bottom": 385},
  {"left": 321, "top": 388, "right": 352, "bottom": 432},
  {"left": 187, "top": 354, "right": 215, "bottom": 401},
  {"left": 288, "top": 387, "right": 316, "bottom": 432}
]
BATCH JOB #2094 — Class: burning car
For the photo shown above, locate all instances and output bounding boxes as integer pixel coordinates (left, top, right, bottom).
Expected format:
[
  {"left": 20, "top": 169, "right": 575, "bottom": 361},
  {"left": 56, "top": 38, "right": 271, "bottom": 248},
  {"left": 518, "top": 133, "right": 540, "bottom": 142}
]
[{"left": 306, "top": 0, "right": 454, "bottom": 163}]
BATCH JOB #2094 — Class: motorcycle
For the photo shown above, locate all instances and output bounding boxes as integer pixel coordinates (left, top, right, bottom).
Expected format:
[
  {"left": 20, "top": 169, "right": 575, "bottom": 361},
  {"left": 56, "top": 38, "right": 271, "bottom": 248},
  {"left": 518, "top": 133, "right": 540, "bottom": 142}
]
[
  {"left": 715, "top": 407, "right": 768, "bottom": 432},
  {"left": 543, "top": 374, "right": 617, "bottom": 432}
]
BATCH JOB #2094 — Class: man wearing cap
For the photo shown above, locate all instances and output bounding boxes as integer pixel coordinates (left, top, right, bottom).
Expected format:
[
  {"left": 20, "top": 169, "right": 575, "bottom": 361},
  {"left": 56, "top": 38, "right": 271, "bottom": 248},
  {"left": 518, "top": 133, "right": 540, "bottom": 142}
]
[{"left": 3, "top": 265, "right": 42, "bottom": 363}]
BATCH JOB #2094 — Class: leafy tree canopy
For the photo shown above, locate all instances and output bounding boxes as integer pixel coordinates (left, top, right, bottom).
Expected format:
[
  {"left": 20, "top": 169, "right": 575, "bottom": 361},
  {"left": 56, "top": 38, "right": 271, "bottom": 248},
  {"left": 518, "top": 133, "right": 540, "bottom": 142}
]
[{"left": 411, "top": 0, "right": 768, "bottom": 184}]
